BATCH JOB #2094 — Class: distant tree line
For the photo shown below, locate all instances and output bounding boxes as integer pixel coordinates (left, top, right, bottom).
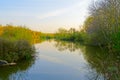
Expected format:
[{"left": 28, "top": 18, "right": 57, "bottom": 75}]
[{"left": 54, "top": 28, "right": 87, "bottom": 43}]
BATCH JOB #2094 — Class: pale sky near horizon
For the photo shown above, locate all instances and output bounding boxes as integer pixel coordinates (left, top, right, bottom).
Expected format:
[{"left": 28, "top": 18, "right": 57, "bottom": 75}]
[{"left": 0, "top": 0, "right": 94, "bottom": 32}]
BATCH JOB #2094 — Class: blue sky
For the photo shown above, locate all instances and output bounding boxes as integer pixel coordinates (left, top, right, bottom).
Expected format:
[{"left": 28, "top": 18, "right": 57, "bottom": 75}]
[{"left": 0, "top": 0, "right": 93, "bottom": 32}]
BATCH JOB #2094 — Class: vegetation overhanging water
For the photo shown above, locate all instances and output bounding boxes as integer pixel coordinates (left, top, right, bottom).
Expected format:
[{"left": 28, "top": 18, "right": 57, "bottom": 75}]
[{"left": 0, "top": 0, "right": 120, "bottom": 80}]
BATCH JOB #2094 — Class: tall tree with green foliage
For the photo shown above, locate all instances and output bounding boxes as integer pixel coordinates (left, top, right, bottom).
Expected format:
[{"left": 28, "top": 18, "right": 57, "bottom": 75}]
[{"left": 84, "top": 0, "right": 120, "bottom": 49}]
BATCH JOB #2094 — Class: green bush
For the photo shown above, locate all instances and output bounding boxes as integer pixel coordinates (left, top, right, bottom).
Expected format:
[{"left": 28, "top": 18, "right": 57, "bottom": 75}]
[
  {"left": 0, "top": 38, "right": 35, "bottom": 62},
  {"left": 111, "top": 31, "right": 120, "bottom": 53},
  {"left": 14, "top": 40, "right": 35, "bottom": 60}
]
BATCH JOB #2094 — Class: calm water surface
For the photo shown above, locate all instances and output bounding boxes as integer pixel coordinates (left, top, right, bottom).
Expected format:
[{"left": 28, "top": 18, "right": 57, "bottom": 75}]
[{"left": 0, "top": 40, "right": 107, "bottom": 80}]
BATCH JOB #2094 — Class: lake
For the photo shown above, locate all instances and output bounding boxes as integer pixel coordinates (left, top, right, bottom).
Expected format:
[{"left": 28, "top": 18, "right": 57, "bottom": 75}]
[{"left": 0, "top": 40, "right": 119, "bottom": 80}]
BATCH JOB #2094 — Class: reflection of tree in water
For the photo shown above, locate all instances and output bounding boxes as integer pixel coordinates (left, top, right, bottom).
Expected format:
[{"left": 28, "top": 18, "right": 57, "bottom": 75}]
[
  {"left": 32, "top": 38, "right": 45, "bottom": 44},
  {"left": 83, "top": 46, "right": 120, "bottom": 80},
  {"left": 0, "top": 58, "right": 35, "bottom": 80},
  {"left": 54, "top": 40, "right": 83, "bottom": 52},
  {"left": 55, "top": 41, "right": 120, "bottom": 80}
]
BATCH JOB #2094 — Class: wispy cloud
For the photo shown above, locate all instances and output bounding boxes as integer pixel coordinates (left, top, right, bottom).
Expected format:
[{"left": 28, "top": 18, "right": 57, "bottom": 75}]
[
  {"left": 37, "top": 9, "right": 67, "bottom": 20},
  {"left": 37, "top": 0, "right": 88, "bottom": 20},
  {"left": 39, "top": 54, "right": 64, "bottom": 64},
  {"left": 38, "top": 54, "right": 89, "bottom": 71}
]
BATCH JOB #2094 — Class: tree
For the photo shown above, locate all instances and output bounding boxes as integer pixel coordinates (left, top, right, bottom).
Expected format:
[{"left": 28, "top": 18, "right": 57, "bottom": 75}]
[{"left": 84, "top": 0, "right": 120, "bottom": 46}]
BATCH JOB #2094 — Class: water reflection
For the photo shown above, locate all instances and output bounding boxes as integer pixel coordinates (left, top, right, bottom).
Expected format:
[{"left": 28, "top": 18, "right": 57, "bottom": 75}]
[
  {"left": 54, "top": 40, "right": 120, "bottom": 80},
  {"left": 84, "top": 46, "right": 120, "bottom": 80},
  {"left": 32, "top": 39, "right": 44, "bottom": 44},
  {"left": 0, "top": 59, "right": 35, "bottom": 80},
  {"left": 54, "top": 40, "right": 84, "bottom": 52},
  {"left": 0, "top": 40, "right": 119, "bottom": 80}
]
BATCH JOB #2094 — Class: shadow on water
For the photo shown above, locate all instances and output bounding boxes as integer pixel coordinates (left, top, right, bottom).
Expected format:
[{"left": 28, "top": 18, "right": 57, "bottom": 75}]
[
  {"left": 54, "top": 40, "right": 120, "bottom": 80},
  {"left": 0, "top": 57, "right": 35, "bottom": 80}
]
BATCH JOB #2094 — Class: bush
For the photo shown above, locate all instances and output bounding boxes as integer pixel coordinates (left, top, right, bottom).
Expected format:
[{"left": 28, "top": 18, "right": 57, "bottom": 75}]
[
  {"left": 14, "top": 40, "right": 35, "bottom": 60},
  {"left": 0, "top": 38, "right": 35, "bottom": 62},
  {"left": 110, "top": 31, "right": 120, "bottom": 53}
]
